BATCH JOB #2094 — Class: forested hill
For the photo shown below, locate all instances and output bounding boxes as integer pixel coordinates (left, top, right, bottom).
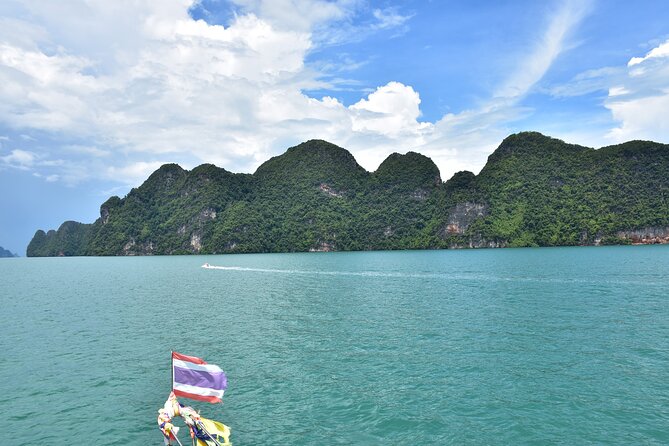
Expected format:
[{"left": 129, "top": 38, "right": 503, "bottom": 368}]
[
  {"left": 0, "top": 246, "right": 17, "bottom": 257},
  {"left": 27, "top": 132, "right": 669, "bottom": 256}
]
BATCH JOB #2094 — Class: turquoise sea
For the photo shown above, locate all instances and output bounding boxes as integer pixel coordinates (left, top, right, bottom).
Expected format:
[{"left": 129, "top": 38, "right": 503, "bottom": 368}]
[{"left": 1, "top": 246, "right": 668, "bottom": 445}]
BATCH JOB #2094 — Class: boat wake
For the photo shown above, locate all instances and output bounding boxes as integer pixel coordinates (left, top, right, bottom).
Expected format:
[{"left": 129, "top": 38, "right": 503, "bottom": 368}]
[
  {"left": 200, "top": 263, "right": 658, "bottom": 286},
  {"left": 202, "top": 263, "right": 432, "bottom": 278}
]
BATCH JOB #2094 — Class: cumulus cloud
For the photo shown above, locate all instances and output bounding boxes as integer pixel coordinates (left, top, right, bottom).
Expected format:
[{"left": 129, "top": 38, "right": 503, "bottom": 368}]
[
  {"left": 0, "top": 0, "right": 321, "bottom": 180},
  {"left": 543, "top": 36, "right": 669, "bottom": 146},
  {"left": 0, "top": 0, "right": 588, "bottom": 186},
  {"left": 628, "top": 39, "right": 669, "bottom": 66},
  {"left": 350, "top": 82, "right": 431, "bottom": 139},
  {"left": 608, "top": 94, "right": 669, "bottom": 142},
  {"left": 0, "top": 0, "right": 425, "bottom": 184},
  {"left": 603, "top": 39, "right": 669, "bottom": 142}
]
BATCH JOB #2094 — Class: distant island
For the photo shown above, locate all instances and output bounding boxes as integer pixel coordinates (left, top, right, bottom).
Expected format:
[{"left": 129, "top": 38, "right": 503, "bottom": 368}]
[
  {"left": 0, "top": 246, "right": 18, "bottom": 257},
  {"left": 27, "top": 132, "right": 669, "bottom": 256}
]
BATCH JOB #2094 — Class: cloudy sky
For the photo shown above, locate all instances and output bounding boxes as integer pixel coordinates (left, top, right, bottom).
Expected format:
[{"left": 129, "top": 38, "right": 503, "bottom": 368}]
[{"left": 1, "top": 0, "right": 668, "bottom": 254}]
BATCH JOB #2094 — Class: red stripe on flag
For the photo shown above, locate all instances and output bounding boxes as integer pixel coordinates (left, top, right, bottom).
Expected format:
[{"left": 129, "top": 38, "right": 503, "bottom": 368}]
[
  {"left": 173, "top": 389, "right": 222, "bottom": 404},
  {"left": 172, "top": 351, "right": 207, "bottom": 364}
]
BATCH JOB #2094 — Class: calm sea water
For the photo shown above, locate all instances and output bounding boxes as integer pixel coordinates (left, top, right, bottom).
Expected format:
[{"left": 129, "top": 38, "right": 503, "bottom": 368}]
[{"left": 1, "top": 246, "right": 668, "bottom": 445}]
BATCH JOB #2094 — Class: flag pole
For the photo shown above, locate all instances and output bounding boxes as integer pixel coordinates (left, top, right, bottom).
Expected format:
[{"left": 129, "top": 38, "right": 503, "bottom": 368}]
[
  {"left": 171, "top": 350, "right": 174, "bottom": 392},
  {"left": 197, "top": 421, "right": 224, "bottom": 446},
  {"left": 172, "top": 432, "right": 184, "bottom": 446}
]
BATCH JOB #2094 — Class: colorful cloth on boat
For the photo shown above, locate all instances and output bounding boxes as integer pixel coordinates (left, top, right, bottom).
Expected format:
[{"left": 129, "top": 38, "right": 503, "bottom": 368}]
[
  {"left": 194, "top": 416, "right": 232, "bottom": 446},
  {"left": 158, "top": 392, "right": 232, "bottom": 446},
  {"left": 162, "top": 391, "right": 180, "bottom": 418},
  {"left": 172, "top": 351, "right": 227, "bottom": 403},
  {"left": 157, "top": 407, "right": 180, "bottom": 441}
]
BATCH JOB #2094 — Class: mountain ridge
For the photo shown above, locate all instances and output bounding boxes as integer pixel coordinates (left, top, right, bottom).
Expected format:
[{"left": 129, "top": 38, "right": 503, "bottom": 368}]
[
  {"left": 0, "top": 246, "right": 18, "bottom": 257},
  {"left": 27, "top": 132, "right": 669, "bottom": 256}
]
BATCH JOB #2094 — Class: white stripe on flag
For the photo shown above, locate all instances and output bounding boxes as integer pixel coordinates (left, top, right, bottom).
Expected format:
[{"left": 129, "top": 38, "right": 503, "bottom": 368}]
[
  {"left": 173, "top": 359, "right": 223, "bottom": 373},
  {"left": 173, "top": 383, "right": 225, "bottom": 398}
]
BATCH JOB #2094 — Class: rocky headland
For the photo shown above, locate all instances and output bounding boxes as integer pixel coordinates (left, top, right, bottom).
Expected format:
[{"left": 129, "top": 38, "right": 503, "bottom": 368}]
[{"left": 27, "top": 132, "right": 669, "bottom": 256}]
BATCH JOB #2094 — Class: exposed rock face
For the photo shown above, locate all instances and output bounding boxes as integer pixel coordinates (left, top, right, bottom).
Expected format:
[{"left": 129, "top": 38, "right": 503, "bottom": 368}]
[
  {"left": 100, "top": 196, "right": 121, "bottom": 225},
  {"left": 410, "top": 189, "right": 429, "bottom": 200},
  {"left": 449, "top": 238, "right": 507, "bottom": 249},
  {"left": 123, "top": 239, "right": 136, "bottom": 254},
  {"left": 616, "top": 227, "right": 669, "bottom": 244},
  {"left": 101, "top": 207, "right": 111, "bottom": 224},
  {"left": 122, "top": 239, "right": 155, "bottom": 255},
  {"left": 200, "top": 208, "right": 217, "bottom": 220},
  {"left": 442, "top": 202, "right": 498, "bottom": 248},
  {"left": 310, "top": 241, "right": 335, "bottom": 252},
  {"left": 445, "top": 202, "right": 489, "bottom": 235},
  {"left": 319, "top": 183, "right": 344, "bottom": 197},
  {"left": 26, "top": 133, "right": 669, "bottom": 256},
  {"left": 191, "top": 233, "right": 202, "bottom": 251}
]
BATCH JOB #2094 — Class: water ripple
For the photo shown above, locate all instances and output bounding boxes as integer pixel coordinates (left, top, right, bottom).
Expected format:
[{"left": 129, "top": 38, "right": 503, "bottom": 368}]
[{"left": 1, "top": 247, "right": 668, "bottom": 445}]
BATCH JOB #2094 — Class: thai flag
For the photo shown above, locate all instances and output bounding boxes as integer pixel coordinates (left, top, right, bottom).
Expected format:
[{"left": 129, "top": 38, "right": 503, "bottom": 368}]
[{"left": 172, "top": 351, "right": 227, "bottom": 403}]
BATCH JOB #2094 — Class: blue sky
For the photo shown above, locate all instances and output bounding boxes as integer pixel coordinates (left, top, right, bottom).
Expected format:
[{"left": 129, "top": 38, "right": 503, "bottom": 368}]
[{"left": 1, "top": 0, "right": 668, "bottom": 255}]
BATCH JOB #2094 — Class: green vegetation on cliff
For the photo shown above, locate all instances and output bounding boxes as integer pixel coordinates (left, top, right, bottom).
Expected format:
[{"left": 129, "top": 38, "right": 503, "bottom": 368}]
[
  {"left": 471, "top": 133, "right": 669, "bottom": 247},
  {"left": 27, "top": 133, "right": 669, "bottom": 256}
]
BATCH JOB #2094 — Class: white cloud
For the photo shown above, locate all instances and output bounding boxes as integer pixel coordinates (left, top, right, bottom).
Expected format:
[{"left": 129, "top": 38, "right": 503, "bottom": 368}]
[
  {"left": 226, "top": 1, "right": 412, "bottom": 45},
  {"left": 545, "top": 66, "right": 623, "bottom": 98},
  {"left": 628, "top": 39, "right": 669, "bottom": 66},
  {"left": 31, "top": 172, "right": 60, "bottom": 182},
  {"left": 608, "top": 86, "right": 629, "bottom": 97},
  {"left": 605, "top": 39, "right": 669, "bottom": 143},
  {"left": 496, "top": 0, "right": 591, "bottom": 99},
  {"left": 0, "top": 0, "right": 425, "bottom": 185},
  {"left": 371, "top": 7, "right": 412, "bottom": 30},
  {"left": 64, "top": 145, "right": 111, "bottom": 157},
  {"left": 228, "top": 0, "right": 354, "bottom": 32},
  {"left": 543, "top": 36, "right": 669, "bottom": 146},
  {"left": 607, "top": 91, "right": 669, "bottom": 142},
  {"left": 106, "top": 161, "right": 171, "bottom": 184},
  {"left": 0, "top": 0, "right": 318, "bottom": 177},
  {"left": 0, "top": 0, "right": 589, "bottom": 187},
  {"left": 1, "top": 149, "right": 37, "bottom": 168},
  {"left": 0, "top": 143, "right": 93, "bottom": 184},
  {"left": 416, "top": 0, "right": 592, "bottom": 181},
  {"left": 350, "top": 82, "right": 432, "bottom": 139}
]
